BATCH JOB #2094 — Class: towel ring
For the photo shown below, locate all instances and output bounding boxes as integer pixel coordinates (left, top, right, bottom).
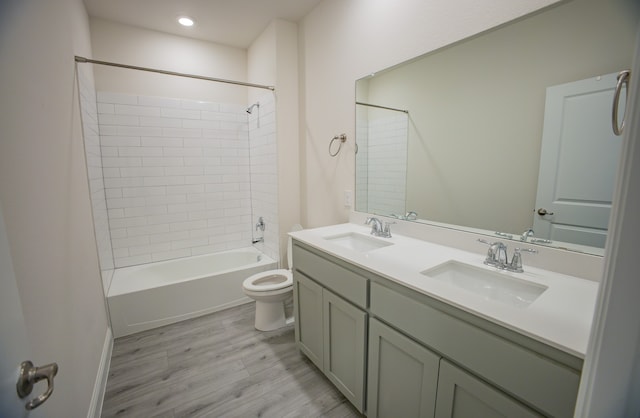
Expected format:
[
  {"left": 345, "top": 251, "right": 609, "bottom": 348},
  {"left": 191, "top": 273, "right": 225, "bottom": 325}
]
[
  {"left": 612, "top": 69, "right": 630, "bottom": 136},
  {"left": 329, "top": 134, "right": 347, "bottom": 157}
]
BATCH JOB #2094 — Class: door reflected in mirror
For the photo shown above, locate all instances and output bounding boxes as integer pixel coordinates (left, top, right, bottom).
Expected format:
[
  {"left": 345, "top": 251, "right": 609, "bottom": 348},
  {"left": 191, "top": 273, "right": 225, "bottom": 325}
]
[{"left": 354, "top": 0, "right": 639, "bottom": 255}]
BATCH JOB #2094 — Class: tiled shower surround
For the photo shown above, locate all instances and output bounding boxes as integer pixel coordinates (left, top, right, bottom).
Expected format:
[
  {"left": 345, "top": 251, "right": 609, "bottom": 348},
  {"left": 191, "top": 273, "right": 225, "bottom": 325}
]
[
  {"left": 78, "top": 67, "right": 115, "bottom": 292},
  {"left": 96, "top": 92, "right": 278, "bottom": 268},
  {"left": 356, "top": 110, "right": 408, "bottom": 216}
]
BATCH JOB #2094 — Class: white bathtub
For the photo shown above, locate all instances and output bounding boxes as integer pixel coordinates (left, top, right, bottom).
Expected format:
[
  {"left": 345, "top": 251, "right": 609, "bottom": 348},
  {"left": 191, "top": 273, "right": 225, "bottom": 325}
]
[{"left": 107, "top": 247, "right": 276, "bottom": 337}]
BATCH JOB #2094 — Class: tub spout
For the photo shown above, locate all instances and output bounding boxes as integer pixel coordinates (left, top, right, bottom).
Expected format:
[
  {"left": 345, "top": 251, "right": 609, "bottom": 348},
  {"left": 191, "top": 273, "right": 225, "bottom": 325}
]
[{"left": 252, "top": 237, "right": 264, "bottom": 244}]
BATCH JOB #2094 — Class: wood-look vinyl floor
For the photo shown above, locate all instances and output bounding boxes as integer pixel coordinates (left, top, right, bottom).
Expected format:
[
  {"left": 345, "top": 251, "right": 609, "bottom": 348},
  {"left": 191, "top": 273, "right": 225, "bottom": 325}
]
[{"left": 101, "top": 302, "right": 363, "bottom": 418}]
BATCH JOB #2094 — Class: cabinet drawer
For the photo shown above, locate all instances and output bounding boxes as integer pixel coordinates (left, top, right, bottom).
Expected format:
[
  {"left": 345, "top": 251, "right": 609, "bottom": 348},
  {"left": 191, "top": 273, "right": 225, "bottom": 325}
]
[
  {"left": 292, "top": 243, "right": 368, "bottom": 308},
  {"left": 370, "top": 282, "right": 580, "bottom": 418}
]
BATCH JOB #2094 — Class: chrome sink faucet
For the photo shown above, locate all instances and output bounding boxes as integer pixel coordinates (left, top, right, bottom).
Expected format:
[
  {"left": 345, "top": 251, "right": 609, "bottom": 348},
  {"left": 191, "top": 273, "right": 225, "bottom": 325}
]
[
  {"left": 365, "top": 217, "right": 393, "bottom": 238},
  {"left": 478, "top": 239, "right": 537, "bottom": 272},
  {"left": 520, "top": 228, "right": 535, "bottom": 242}
]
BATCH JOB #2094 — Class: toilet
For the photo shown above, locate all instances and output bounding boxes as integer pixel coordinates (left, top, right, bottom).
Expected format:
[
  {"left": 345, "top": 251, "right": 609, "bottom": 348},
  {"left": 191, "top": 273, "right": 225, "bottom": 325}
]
[{"left": 242, "top": 224, "right": 302, "bottom": 331}]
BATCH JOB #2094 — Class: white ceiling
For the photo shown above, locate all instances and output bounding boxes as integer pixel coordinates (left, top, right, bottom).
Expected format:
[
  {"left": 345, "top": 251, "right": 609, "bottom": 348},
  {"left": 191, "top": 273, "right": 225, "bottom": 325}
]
[{"left": 83, "top": 0, "right": 323, "bottom": 49}]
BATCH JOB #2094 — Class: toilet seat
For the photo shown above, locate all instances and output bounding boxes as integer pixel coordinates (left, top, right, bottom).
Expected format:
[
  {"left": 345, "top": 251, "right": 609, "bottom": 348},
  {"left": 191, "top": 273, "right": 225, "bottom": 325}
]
[{"left": 242, "top": 269, "right": 292, "bottom": 292}]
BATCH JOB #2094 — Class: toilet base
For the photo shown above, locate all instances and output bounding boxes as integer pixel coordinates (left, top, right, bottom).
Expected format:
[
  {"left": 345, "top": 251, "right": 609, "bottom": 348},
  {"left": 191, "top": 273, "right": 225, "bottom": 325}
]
[{"left": 255, "top": 300, "right": 288, "bottom": 331}]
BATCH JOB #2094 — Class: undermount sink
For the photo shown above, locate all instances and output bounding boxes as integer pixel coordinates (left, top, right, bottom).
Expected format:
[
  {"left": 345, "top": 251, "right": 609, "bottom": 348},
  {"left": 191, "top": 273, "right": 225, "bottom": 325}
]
[
  {"left": 323, "top": 232, "right": 393, "bottom": 253},
  {"left": 421, "top": 260, "right": 548, "bottom": 308}
]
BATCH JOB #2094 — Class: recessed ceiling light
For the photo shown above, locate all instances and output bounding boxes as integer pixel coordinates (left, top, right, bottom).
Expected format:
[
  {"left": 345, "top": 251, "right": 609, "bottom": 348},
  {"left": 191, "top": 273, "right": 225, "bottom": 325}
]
[{"left": 178, "top": 16, "right": 195, "bottom": 27}]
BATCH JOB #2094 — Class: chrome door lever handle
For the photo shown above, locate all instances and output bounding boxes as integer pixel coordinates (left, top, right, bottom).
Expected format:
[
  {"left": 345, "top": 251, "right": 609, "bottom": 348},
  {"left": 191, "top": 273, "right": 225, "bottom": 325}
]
[{"left": 16, "top": 360, "right": 59, "bottom": 410}]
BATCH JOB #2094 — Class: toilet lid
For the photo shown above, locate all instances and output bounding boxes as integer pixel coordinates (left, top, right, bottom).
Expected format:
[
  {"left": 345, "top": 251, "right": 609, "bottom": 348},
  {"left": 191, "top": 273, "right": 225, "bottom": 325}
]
[
  {"left": 243, "top": 269, "right": 292, "bottom": 292},
  {"left": 287, "top": 224, "right": 303, "bottom": 269}
]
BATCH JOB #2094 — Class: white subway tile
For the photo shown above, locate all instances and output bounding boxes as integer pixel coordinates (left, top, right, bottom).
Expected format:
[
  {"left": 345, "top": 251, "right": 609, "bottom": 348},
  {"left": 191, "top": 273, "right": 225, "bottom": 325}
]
[
  {"left": 167, "top": 202, "right": 206, "bottom": 214},
  {"left": 220, "top": 103, "right": 245, "bottom": 113},
  {"left": 161, "top": 108, "right": 200, "bottom": 120},
  {"left": 149, "top": 230, "right": 189, "bottom": 244},
  {"left": 112, "top": 248, "right": 129, "bottom": 258},
  {"left": 162, "top": 127, "right": 202, "bottom": 138},
  {"left": 186, "top": 211, "right": 211, "bottom": 221},
  {"left": 163, "top": 166, "right": 203, "bottom": 176},
  {"left": 183, "top": 138, "right": 220, "bottom": 148},
  {"left": 162, "top": 147, "right": 203, "bottom": 157},
  {"left": 108, "top": 208, "right": 124, "bottom": 219},
  {"left": 115, "top": 104, "right": 161, "bottom": 117},
  {"left": 203, "top": 166, "right": 232, "bottom": 175},
  {"left": 100, "top": 136, "right": 141, "bottom": 147},
  {"left": 141, "top": 137, "right": 183, "bottom": 147},
  {"left": 138, "top": 96, "right": 181, "bottom": 108},
  {"left": 111, "top": 235, "right": 149, "bottom": 249},
  {"left": 189, "top": 226, "right": 223, "bottom": 238},
  {"left": 121, "top": 186, "right": 166, "bottom": 197},
  {"left": 224, "top": 207, "right": 251, "bottom": 216},
  {"left": 110, "top": 228, "right": 127, "bottom": 239},
  {"left": 102, "top": 156, "right": 142, "bottom": 168},
  {"left": 142, "top": 157, "right": 184, "bottom": 167},
  {"left": 105, "top": 189, "right": 122, "bottom": 199},
  {"left": 186, "top": 192, "right": 224, "bottom": 202},
  {"left": 202, "top": 129, "right": 240, "bottom": 140},
  {"left": 144, "top": 194, "right": 186, "bottom": 206},
  {"left": 124, "top": 205, "right": 167, "bottom": 217},
  {"left": 116, "top": 126, "right": 163, "bottom": 137},
  {"left": 99, "top": 125, "right": 118, "bottom": 136},
  {"left": 170, "top": 220, "right": 207, "bottom": 232},
  {"left": 143, "top": 176, "right": 185, "bottom": 186},
  {"left": 98, "top": 114, "right": 139, "bottom": 126},
  {"left": 104, "top": 177, "right": 144, "bottom": 188},
  {"left": 126, "top": 224, "right": 171, "bottom": 237},
  {"left": 120, "top": 167, "right": 164, "bottom": 178},
  {"left": 107, "top": 197, "right": 146, "bottom": 209},
  {"left": 182, "top": 119, "right": 220, "bottom": 129},
  {"left": 146, "top": 212, "right": 188, "bottom": 225},
  {"left": 97, "top": 103, "right": 115, "bottom": 114},
  {"left": 97, "top": 92, "right": 137, "bottom": 105},
  {"left": 109, "top": 216, "right": 147, "bottom": 229},
  {"left": 102, "top": 168, "right": 120, "bottom": 178},
  {"left": 118, "top": 147, "right": 163, "bottom": 157},
  {"left": 181, "top": 100, "right": 219, "bottom": 111},
  {"left": 170, "top": 237, "right": 208, "bottom": 250},
  {"left": 129, "top": 242, "right": 171, "bottom": 256},
  {"left": 184, "top": 175, "right": 223, "bottom": 185},
  {"left": 140, "top": 117, "right": 181, "bottom": 128},
  {"left": 165, "top": 184, "right": 205, "bottom": 195},
  {"left": 101, "top": 146, "right": 119, "bottom": 157}
]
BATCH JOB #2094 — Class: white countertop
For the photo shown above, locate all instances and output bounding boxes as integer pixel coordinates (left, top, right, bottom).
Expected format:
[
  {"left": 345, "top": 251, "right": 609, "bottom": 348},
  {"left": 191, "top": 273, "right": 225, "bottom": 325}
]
[{"left": 290, "top": 223, "right": 600, "bottom": 359}]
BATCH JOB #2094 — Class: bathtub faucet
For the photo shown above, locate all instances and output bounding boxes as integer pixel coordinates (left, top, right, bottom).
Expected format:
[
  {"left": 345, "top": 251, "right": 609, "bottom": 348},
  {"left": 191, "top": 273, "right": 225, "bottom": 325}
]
[{"left": 252, "top": 237, "right": 264, "bottom": 244}]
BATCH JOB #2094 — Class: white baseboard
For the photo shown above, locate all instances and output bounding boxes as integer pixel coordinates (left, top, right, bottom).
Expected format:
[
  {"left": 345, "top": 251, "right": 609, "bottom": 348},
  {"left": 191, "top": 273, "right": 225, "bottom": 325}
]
[{"left": 87, "top": 327, "right": 113, "bottom": 418}]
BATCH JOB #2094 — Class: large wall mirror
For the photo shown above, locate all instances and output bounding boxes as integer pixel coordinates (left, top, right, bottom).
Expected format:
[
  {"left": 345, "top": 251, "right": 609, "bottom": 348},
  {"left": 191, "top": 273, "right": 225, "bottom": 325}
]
[{"left": 355, "top": 0, "right": 639, "bottom": 256}]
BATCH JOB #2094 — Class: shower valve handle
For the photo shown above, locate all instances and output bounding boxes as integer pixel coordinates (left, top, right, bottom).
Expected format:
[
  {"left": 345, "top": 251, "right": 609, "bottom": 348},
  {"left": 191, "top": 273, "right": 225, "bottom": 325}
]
[{"left": 256, "top": 217, "right": 265, "bottom": 232}]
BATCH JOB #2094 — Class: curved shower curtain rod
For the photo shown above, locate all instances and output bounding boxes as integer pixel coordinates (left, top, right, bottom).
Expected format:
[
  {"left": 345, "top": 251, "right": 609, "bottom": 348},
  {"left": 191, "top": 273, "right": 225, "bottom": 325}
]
[{"left": 75, "top": 56, "right": 275, "bottom": 91}]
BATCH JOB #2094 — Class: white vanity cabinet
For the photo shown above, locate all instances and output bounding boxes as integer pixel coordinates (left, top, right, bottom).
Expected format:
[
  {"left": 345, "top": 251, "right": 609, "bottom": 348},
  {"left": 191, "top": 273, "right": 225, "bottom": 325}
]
[
  {"left": 292, "top": 240, "right": 583, "bottom": 417},
  {"left": 293, "top": 243, "right": 368, "bottom": 413}
]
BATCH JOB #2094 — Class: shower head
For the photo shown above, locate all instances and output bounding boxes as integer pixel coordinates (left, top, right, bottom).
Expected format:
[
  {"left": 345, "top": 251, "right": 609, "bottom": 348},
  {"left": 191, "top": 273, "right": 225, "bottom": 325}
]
[{"left": 246, "top": 102, "right": 260, "bottom": 114}]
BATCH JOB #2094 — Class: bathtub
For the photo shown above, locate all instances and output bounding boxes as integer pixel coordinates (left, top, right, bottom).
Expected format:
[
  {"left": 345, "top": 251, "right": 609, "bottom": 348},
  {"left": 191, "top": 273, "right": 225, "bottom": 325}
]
[{"left": 107, "top": 247, "right": 276, "bottom": 337}]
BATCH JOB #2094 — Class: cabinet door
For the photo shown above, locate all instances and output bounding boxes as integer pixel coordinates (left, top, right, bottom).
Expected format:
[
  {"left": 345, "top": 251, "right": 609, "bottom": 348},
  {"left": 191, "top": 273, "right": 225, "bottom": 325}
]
[
  {"left": 294, "top": 272, "right": 324, "bottom": 369},
  {"left": 435, "top": 360, "right": 542, "bottom": 418},
  {"left": 368, "top": 318, "right": 440, "bottom": 418},
  {"left": 323, "top": 289, "right": 367, "bottom": 413}
]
